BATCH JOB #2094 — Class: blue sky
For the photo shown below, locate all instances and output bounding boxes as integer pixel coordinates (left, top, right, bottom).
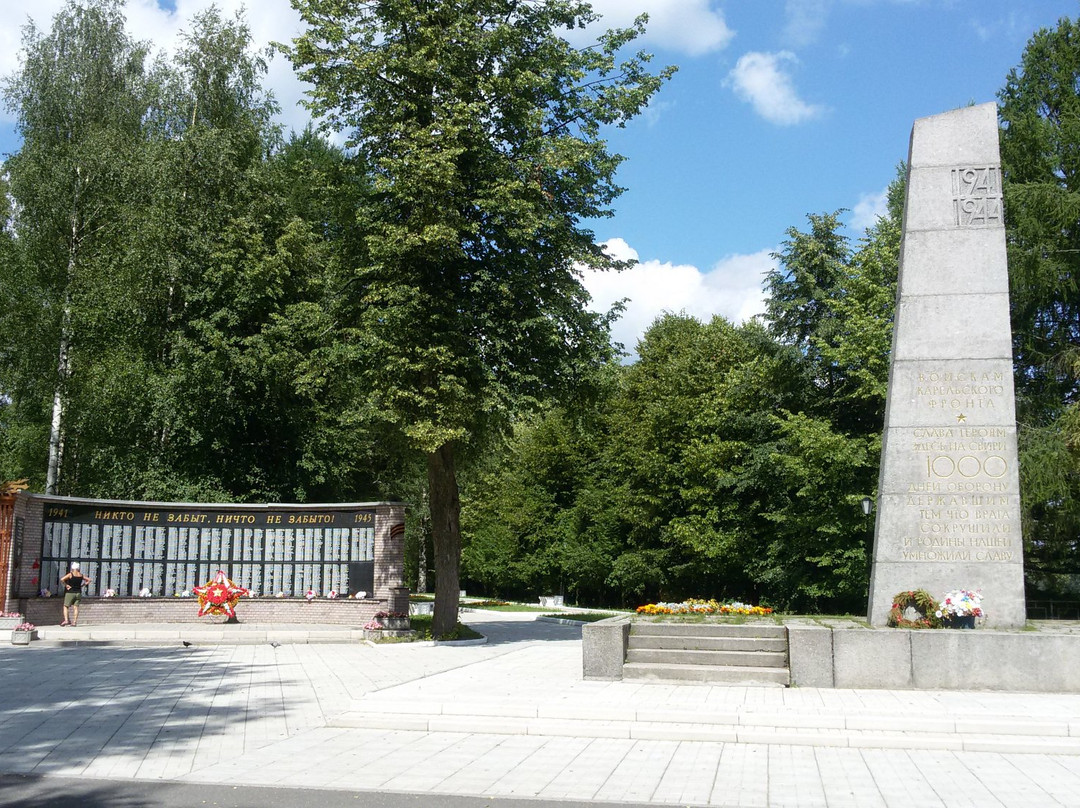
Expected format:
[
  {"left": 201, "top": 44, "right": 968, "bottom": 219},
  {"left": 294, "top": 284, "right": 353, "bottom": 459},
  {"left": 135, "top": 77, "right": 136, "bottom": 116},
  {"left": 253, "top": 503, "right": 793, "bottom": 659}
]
[{"left": 0, "top": 0, "right": 1076, "bottom": 352}]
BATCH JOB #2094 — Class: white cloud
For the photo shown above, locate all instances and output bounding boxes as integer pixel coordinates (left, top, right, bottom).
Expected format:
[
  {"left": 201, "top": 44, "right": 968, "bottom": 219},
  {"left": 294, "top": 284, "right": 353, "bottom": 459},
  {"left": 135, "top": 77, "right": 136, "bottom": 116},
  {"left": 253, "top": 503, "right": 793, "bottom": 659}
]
[
  {"left": 726, "top": 51, "right": 825, "bottom": 126},
  {"left": 0, "top": 1, "right": 729, "bottom": 134},
  {"left": 583, "top": 238, "right": 774, "bottom": 356},
  {"left": 575, "top": 0, "right": 734, "bottom": 56},
  {"left": 783, "top": 0, "right": 830, "bottom": 48},
  {"left": 850, "top": 188, "right": 890, "bottom": 232},
  {"left": 0, "top": 1, "right": 311, "bottom": 135},
  {"left": 969, "top": 11, "right": 1027, "bottom": 44}
]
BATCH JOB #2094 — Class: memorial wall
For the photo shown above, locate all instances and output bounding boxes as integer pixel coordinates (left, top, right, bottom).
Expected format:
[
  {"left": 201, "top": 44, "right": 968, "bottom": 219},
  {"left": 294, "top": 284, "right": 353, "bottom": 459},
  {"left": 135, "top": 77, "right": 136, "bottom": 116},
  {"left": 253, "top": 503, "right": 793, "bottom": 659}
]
[
  {"left": 5, "top": 494, "right": 407, "bottom": 621},
  {"left": 867, "top": 103, "right": 1026, "bottom": 628},
  {"left": 38, "top": 502, "right": 375, "bottom": 598}
]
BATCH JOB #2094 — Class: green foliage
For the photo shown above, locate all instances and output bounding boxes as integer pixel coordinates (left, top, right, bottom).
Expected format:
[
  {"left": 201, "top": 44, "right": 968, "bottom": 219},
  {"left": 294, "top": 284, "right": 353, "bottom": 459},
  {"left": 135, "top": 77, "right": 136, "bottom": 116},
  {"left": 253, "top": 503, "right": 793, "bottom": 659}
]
[
  {"left": 283, "top": 0, "right": 674, "bottom": 634},
  {"left": 285, "top": 0, "right": 673, "bottom": 452},
  {"left": 0, "top": 1, "right": 390, "bottom": 503},
  {"left": 999, "top": 15, "right": 1080, "bottom": 591},
  {"left": 463, "top": 176, "right": 902, "bottom": 612},
  {"left": 16, "top": 2, "right": 1080, "bottom": 618}
]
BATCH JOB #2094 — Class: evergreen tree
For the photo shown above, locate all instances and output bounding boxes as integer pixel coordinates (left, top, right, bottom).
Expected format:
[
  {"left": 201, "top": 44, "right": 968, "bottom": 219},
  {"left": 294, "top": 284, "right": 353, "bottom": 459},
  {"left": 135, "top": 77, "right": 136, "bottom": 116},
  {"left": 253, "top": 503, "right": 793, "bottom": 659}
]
[{"left": 999, "top": 15, "right": 1080, "bottom": 593}]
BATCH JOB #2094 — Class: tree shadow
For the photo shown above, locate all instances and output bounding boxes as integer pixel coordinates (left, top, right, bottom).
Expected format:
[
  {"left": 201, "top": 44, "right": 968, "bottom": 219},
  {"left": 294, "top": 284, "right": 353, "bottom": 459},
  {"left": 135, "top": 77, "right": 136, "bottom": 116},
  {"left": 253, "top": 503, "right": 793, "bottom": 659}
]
[
  {"left": 0, "top": 645, "right": 306, "bottom": 775},
  {"left": 0, "top": 774, "right": 663, "bottom": 808},
  {"left": 0, "top": 774, "right": 151, "bottom": 808},
  {"left": 458, "top": 616, "right": 581, "bottom": 645}
]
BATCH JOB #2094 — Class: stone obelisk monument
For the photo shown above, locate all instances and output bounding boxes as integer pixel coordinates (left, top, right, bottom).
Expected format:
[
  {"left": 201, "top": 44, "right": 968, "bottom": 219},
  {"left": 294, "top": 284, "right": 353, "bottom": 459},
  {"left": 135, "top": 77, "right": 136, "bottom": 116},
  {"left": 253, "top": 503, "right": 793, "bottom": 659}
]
[{"left": 867, "top": 103, "right": 1025, "bottom": 628}]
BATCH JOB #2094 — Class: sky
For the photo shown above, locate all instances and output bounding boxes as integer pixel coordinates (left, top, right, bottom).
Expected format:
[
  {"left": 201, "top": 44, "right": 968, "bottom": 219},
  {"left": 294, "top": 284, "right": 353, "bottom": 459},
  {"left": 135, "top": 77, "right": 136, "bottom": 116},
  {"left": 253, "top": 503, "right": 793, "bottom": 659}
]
[{"left": 0, "top": 0, "right": 1076, "bottom": 355}]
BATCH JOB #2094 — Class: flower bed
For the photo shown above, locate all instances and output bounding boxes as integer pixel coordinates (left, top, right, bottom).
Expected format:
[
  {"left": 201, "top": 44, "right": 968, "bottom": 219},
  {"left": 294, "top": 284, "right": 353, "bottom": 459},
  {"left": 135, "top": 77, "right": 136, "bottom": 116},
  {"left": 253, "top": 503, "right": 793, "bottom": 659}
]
[{"left": 636, "top": 598, "right": 773, "bottom": 617}]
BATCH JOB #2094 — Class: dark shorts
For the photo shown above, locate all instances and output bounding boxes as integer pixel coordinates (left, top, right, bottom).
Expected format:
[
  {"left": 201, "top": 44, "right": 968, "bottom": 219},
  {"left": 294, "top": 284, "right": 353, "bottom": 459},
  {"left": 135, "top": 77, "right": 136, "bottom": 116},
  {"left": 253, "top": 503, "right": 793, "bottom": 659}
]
[{"left": 64, "top": 591, "right": 82, "bottom": 607}]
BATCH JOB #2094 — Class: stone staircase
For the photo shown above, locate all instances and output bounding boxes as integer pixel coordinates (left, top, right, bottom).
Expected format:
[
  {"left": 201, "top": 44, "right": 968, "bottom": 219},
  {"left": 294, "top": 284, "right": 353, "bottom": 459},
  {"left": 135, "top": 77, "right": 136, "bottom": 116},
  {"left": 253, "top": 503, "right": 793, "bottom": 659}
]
[{"left": 622, "top": 622, "right": 789, "bottom": 685}]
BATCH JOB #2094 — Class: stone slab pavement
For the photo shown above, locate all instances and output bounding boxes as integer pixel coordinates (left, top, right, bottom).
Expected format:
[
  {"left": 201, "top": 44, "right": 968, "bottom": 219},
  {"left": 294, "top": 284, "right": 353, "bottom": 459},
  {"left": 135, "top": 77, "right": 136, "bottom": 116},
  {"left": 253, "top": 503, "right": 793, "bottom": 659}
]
[{"left": 2, "top": 610, "right": 1080, "bottom": 806}]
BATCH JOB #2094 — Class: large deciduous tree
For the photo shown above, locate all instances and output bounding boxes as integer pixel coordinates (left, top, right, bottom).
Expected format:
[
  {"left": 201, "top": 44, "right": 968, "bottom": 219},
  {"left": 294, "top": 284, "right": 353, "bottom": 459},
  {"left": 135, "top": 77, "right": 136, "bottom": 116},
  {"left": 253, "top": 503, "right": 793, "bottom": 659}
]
[{"left": 284, "top": 0, "right": 673, "bottom": 635}]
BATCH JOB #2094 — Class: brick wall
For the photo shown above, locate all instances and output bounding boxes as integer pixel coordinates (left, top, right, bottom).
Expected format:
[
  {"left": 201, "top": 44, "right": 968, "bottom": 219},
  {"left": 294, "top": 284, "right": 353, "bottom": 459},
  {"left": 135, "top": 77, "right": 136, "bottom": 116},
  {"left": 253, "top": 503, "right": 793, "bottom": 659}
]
[{"left": 10, "top": 493, "right": 43, "bottom": 608}]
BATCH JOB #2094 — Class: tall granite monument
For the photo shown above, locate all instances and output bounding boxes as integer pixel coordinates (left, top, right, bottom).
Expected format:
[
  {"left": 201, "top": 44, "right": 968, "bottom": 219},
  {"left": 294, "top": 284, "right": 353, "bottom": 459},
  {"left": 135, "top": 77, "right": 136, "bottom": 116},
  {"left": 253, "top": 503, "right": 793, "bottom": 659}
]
[{"left": 867, "top": 103, "right": 1025, "bottom": 628}]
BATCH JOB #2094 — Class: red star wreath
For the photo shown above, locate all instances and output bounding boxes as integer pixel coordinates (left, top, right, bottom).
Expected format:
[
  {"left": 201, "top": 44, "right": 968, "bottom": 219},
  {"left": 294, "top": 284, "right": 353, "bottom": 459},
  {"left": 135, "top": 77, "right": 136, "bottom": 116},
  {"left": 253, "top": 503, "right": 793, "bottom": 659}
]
[{"left": 193, "top": 570, "right": 249, "bottom": 619}]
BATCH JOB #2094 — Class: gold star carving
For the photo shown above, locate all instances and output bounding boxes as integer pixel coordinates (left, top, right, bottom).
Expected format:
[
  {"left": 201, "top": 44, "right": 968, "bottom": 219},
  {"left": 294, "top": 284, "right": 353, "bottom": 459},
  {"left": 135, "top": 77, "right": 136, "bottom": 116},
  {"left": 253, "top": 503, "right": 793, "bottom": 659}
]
[{"left": 956, "top": 413, "right": 967, "bottom": 423}]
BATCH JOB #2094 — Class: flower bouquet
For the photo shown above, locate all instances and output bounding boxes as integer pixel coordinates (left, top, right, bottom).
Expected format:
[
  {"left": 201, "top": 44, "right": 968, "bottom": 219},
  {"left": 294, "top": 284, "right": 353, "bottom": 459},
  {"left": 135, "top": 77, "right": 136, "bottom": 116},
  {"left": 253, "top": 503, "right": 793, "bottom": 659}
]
[{"left": 936, "top": 589, "right": 983, "bottom": 628}]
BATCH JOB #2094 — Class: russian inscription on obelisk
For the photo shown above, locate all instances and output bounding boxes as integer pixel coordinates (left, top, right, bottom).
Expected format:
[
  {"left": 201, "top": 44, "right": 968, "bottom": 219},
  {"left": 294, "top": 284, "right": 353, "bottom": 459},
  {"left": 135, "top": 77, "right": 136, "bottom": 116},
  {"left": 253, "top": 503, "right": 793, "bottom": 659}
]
[{"left": 867, "top": 103, "right": 1025, "bottom": 628}]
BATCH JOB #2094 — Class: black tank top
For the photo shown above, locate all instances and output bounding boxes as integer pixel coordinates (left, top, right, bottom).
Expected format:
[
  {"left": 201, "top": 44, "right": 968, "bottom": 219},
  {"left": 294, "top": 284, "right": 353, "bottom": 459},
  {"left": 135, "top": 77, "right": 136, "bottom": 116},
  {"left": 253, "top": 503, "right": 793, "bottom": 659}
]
[{"left": 68, "top": 572, "right": 83, "bottom": 592}]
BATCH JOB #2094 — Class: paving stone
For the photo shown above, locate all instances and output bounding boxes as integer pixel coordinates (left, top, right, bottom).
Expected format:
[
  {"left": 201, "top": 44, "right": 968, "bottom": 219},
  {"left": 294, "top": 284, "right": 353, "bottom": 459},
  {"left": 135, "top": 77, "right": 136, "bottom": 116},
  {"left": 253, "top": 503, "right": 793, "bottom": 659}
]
[{"left": 1, "top": 610, "right": 1079, "bottom": 807}]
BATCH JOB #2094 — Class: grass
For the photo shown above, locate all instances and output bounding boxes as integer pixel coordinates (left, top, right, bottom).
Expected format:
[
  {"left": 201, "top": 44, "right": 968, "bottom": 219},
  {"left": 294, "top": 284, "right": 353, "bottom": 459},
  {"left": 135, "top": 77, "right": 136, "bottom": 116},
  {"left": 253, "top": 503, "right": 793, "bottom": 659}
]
[{"left": 407, "top": 614, "right": 484, "bottom": 642}]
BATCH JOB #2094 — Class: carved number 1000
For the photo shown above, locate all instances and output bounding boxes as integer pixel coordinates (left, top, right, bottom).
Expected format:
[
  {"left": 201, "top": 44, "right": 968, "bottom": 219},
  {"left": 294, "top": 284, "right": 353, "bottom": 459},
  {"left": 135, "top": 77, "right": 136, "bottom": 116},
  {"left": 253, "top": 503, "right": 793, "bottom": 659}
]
[{"left": 927, "top": 455, "right": 1008, "bottom": 479}]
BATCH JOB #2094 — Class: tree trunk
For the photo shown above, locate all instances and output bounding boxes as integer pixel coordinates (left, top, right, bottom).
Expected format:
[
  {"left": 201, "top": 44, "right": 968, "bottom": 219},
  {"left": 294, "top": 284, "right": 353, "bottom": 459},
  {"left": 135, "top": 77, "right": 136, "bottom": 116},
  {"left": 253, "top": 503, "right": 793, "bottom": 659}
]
[
  {"left": 428, "top": 442, "right": 461, "bottom": 638},
  {"left": 45, "top": 288, "right": 73, "bottom": 495},
  {"left": 417, "top": 484, "right": 429, "bottom": 594},
  {"left": 46, "top": 192, "right": 82, "bottom": 495}
]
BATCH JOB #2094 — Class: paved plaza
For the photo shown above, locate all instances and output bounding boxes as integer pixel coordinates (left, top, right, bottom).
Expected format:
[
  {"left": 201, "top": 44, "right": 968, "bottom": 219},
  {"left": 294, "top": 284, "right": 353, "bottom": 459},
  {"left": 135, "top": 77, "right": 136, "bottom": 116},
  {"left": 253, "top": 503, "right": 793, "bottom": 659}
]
[{"left": 2, "top": 611, "right": 1080, "bottom": 806}]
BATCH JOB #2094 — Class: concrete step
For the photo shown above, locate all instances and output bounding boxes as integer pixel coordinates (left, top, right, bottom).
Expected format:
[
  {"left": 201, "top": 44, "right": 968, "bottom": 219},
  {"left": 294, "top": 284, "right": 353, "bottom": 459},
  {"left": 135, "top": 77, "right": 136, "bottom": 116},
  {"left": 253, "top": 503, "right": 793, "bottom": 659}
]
[
  {"left": 630, "top": 622, "right": 786, "bottom": 639},
  {"left": 327, "top": 700, "right": 1080, "bottom": 755},
  {"left": 629, "top": 634, "right": 788, "bottom": 652},
  {"left": 622, "top": 662, "right": 790, "bottom": 685},
  {"left": 626, "top": 648, "right": 788, "bottom": 668}
]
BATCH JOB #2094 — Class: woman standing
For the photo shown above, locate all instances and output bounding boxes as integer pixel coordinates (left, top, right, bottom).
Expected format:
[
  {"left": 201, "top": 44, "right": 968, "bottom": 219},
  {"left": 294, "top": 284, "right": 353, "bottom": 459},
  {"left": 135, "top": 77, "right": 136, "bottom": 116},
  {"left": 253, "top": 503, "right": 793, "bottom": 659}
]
[{"left": 60, "top": 562, "right": 90, "bottom": 626}]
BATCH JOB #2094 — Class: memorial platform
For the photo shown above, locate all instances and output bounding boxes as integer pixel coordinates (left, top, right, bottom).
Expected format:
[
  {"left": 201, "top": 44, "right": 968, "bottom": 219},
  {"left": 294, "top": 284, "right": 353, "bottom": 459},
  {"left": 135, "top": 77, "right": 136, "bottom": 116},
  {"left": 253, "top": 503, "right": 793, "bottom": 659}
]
[{"left": 4, "top": 611, "right": 1080, "bottom": 806}]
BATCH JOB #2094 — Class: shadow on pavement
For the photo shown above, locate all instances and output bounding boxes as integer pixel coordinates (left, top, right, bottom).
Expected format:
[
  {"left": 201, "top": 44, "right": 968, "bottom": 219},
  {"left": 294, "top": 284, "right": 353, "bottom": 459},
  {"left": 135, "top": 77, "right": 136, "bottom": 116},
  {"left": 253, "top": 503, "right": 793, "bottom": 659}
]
[
  {"left": 458, "top": 615, "right": 582, "bottom": 645},
  {"left": 0, "top": 645, "right": 306, "bottom": 771},
  {"left": 0, "top": 774, "right": 661, "bottom": 808}
]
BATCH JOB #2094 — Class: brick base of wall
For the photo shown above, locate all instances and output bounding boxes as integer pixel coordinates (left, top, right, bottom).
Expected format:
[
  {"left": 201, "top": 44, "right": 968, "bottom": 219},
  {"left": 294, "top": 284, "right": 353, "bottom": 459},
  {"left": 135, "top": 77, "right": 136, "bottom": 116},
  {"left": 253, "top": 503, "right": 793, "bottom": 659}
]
[{"left": 19, "top": 596, "right": 389, "bottom": 626}]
